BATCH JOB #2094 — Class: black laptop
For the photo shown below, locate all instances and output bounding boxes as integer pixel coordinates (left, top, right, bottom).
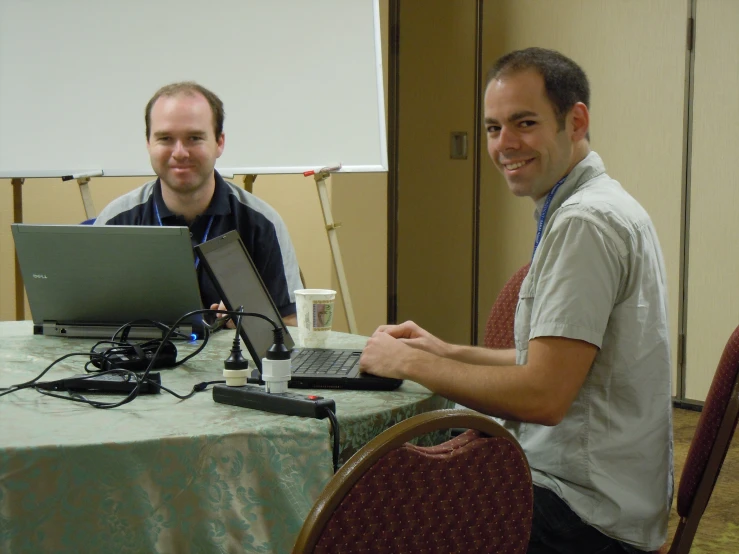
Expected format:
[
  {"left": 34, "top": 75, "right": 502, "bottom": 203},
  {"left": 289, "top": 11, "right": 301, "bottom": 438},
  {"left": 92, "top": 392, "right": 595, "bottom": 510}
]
[{"left": 195, "top": 231, "right": 402, "bottom": 391}]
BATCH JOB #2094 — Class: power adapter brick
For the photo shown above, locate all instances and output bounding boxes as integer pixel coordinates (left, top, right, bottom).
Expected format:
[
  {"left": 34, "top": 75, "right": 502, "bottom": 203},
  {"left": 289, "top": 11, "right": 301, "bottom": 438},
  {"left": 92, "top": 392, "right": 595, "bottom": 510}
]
[
  {"left": 37, "top": 372, "right": 162, "bottom": 394},
  {"left": 91, "top": 341, "right": 177, "bottom": 372}
]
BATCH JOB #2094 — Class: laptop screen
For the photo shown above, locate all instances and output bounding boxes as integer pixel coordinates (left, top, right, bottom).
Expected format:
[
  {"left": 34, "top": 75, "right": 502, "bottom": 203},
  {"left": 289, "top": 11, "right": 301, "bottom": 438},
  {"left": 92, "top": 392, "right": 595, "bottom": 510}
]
[
  {"left": 195, "top": 231, "right": 295, "bottom": 367},
  {"left": 197, "top": 230, "right": 403, "bottom": 392}
]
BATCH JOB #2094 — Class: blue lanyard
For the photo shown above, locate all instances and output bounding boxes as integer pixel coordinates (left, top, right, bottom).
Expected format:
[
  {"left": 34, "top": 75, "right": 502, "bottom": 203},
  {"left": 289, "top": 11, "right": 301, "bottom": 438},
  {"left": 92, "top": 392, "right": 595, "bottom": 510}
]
[
  {"left": 153, "top": 201, "right": 214, "bottom": 270},
  {"left": 532, "top": 175, "right": 567, "bottom": 261}
]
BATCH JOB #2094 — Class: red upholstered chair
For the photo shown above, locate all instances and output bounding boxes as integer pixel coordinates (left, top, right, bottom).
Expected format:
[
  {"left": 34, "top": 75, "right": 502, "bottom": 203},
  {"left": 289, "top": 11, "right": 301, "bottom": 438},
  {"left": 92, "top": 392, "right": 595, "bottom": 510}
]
[
  {"left": 654, "top": 324, "right": 739, "bottom": 554},
  {"left": 292, "top": 409, "right": 533, "bottom": 554},
  {"left": 484, "top": 262, "right": 531, "bottom": 349}
]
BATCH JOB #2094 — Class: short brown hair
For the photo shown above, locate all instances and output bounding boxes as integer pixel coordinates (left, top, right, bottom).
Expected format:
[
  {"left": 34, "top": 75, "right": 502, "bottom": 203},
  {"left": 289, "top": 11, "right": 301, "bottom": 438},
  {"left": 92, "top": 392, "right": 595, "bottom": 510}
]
[
  {"left": 144, "top": 81, "right": 225, "bottom": 139},
  {"left": 487, "top": 48, "right": 589, "bottom": 133}
]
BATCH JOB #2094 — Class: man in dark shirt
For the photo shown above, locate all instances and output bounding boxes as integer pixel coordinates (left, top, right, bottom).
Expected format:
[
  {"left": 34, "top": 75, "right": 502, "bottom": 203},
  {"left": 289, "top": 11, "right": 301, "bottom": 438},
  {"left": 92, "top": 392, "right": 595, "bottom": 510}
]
[{"left": 95, "top": 82, "right": 301, "bottom": 325}]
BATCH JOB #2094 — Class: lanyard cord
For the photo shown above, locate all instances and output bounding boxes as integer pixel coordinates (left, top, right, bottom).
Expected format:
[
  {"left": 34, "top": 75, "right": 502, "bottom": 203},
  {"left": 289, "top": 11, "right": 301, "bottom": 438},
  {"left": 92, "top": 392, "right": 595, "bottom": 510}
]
[
  {"left": 153, "top": 201, "right": 214, "bottom": 270},
  {"left": 532, "top": 175, "right": 567, "bottom": 261}
]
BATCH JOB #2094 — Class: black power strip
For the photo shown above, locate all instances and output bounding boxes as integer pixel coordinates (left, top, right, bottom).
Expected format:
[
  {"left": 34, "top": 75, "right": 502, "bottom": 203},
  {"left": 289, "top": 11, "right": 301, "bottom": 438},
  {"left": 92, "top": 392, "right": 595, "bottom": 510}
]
[{"left": 212, "top": 384, "right": 335, "bottom": 418}]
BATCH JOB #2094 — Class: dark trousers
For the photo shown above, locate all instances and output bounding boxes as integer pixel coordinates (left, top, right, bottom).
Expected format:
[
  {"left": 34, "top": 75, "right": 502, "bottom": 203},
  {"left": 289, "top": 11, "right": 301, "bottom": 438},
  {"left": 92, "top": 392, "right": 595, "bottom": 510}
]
[{"left": 527, "top": 486, "right": 644, "bottom": 554}]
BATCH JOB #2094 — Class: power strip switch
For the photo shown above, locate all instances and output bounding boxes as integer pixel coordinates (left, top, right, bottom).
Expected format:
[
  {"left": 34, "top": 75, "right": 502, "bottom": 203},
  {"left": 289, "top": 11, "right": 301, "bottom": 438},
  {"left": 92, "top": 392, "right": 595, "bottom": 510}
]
[{"left": 212, "top": 384, "right": 335, "bottom": 419}]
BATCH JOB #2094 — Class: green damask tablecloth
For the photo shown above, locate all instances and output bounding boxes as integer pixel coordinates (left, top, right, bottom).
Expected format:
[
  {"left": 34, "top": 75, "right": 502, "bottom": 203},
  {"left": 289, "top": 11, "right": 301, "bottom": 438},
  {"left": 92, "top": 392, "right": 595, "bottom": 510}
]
[{"left": 0, "top": 321, "right": 453, "bottom": 553}]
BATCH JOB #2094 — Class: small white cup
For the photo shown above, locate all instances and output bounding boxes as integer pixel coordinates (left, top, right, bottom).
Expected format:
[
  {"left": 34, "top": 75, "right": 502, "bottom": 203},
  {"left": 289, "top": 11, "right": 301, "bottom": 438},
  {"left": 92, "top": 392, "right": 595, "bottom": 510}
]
[{"left": 294, "top": 289, "right": 336, "bottom": 347}]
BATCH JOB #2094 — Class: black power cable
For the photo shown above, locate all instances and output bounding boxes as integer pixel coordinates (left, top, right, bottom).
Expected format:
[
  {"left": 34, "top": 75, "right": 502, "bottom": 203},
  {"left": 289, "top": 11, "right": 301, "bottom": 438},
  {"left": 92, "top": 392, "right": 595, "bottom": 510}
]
[
  {"left": 4, "top": 306, "right": 341, "bottom": 475},
  {"left": 1, "top": 308, "right": 276, "bottom": 408},
  {"left": 323, "top": 406, "right": 341, "bottom": 473},
  {"left": 2, "top": 309, "right": 343, "bottom": 474},
  {"left": 112, "top": 319, "right": 194, "bottom": 342},
  {"left": 0, "top": 351, "right": 101, "bottom": 398}
]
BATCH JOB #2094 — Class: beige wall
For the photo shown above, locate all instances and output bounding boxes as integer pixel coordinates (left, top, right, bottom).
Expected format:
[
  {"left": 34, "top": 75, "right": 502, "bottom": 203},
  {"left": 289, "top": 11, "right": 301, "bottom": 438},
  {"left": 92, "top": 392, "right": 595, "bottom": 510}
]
[
  {"left": 396, "top": 0, "right": 478, "bottom": 344},
  {"left": 253, "top": 171, "right": 390, "bottom": 337},
  {"left": 684, "top": 0, "right": 739, "bottom": 400},
  {"left": 331, "top": 172, "right": 387, "bottom": 335},
  {"left": 249, "top": 174, "right": 335, "bottom": 313},
  {"left": 329, "top": 0, "right": 390, "bottom": 337},
  {"left": 0, "top": 182, "right": 17, "bottom": 318}
]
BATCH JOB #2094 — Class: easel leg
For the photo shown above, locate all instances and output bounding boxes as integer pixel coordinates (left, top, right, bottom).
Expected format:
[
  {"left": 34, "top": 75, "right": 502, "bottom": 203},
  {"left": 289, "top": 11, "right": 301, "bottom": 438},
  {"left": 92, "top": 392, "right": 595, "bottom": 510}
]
[
  {"left": 11, "top": 178, "right": 25, "bottom": 320},
  {"left": 77, "top": 177, "right": 96, "bottom": 220},
  {"left": 314, "top": 175, "right": 358, "bottom": 334},
  {"left": 242, "top": 174, "right": 257, "bottom": 194}
]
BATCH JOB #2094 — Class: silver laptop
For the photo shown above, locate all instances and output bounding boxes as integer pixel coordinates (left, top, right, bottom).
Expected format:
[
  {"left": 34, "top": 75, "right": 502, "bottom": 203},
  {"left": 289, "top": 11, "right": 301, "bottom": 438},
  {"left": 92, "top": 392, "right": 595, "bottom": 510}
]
[
  {"left": 195, "top": 230, "right": 402, "bottom": 391},
  {"left": 11, "top": 224, "right": 203, "bottom": 339}
]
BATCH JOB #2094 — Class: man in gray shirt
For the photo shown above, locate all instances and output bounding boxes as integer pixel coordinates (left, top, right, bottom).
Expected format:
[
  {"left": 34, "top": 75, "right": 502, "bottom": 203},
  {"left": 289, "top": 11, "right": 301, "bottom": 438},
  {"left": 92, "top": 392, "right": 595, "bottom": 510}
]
[{"left": 359, "top": 48, "right": 672, "bottom": 553}]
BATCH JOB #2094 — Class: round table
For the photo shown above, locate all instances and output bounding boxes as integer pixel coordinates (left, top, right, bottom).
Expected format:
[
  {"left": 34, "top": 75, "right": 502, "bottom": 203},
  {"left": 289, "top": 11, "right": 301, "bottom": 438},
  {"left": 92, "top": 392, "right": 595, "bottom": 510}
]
[{"left": 0, "top": 321, "right": 452, "bottom": 554}]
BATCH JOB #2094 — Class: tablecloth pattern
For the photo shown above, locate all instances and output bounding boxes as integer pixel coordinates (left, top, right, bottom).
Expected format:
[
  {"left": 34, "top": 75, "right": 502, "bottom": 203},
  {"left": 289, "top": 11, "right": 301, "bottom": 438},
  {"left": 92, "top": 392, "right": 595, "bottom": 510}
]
[{"left": 0, "top": 322, "right": 452, "bottom": 553}]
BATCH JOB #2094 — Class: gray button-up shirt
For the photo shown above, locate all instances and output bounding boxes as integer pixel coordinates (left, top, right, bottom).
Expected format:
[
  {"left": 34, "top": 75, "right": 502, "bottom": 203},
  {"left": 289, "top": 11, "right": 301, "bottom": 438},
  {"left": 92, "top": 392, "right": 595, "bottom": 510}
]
[{"left": 502, "top": 151, "right": 673, "bottom": 551}]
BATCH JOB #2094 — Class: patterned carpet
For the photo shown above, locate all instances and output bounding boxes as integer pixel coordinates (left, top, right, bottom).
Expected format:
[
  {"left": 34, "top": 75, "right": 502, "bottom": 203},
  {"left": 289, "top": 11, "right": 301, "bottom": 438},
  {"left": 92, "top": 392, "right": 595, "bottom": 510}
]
[{"left": 666, "top": 408, "right": 739, "bottom": 553}]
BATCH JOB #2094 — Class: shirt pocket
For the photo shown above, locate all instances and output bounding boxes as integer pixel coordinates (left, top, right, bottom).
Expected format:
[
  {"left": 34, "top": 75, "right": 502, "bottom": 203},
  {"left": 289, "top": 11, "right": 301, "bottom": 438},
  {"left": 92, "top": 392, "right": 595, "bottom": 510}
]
[{"left": 514, "top": 273, "right": 536, "bottom": 361}]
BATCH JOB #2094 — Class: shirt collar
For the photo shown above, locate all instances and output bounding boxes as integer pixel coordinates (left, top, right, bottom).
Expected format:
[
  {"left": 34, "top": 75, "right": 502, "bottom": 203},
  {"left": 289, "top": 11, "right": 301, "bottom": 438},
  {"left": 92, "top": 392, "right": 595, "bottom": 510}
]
[
  {"left": 532, "top": 151, "right": 606, "bottom": 223},
  {"left": 206, "top": 171, "right": 232, "bottom": 216}
]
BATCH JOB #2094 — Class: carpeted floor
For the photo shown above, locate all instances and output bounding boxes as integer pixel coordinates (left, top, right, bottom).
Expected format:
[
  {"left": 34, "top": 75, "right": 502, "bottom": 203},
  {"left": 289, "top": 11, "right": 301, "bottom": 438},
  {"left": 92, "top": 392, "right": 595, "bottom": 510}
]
[{"left": 666, "top": 408, "right": 739, "bottom": 553}]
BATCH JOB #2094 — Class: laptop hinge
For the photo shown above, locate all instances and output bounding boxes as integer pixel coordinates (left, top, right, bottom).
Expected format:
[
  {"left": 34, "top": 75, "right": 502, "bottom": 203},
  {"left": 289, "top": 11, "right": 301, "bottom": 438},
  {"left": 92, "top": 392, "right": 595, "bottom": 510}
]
[{"left": 42, "top": 321, "right": 194, "bottom": 340}]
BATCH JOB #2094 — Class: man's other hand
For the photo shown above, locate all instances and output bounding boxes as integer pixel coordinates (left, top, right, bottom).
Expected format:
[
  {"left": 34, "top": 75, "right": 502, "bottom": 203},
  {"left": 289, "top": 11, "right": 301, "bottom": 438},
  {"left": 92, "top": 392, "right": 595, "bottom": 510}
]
[
  {"left": 210, "top": 301, "right": 236, "bottom": 329},
  {"left": 359, "top": 320, "right": 444, "bottom": 379},
  {"left": 376, "top": 320, "right": 450, "bottom": 358},
  {"left": 359, "top": 328, "right": 416, "bottom": 380}
]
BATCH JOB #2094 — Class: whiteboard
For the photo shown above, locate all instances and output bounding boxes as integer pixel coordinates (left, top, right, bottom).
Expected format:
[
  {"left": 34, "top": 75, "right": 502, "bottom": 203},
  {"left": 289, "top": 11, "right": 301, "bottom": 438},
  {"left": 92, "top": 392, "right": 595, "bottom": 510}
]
[{"left": 0, "top": 0, "right": 387, "bottom": 177}]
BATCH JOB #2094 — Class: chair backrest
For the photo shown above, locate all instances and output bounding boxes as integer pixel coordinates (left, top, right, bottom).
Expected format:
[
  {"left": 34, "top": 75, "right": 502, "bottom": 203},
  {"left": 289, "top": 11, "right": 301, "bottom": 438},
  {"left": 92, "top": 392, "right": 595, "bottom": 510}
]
[
  {"left": 484, "top": 262, "right": 530, "bottom": 349},
  {"left": 293, "top": 409, "right": 533, "bottom": 554},
  {"left": 664, "top": 324, "right": 739, "bottom": 554}
]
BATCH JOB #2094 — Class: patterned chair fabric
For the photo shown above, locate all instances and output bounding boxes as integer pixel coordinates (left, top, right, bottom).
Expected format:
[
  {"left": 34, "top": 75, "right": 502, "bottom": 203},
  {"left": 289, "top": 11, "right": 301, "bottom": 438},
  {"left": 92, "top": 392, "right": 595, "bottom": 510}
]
[
  {"left": 484, "top": 263, "right": 531, "bottom": 349},
  {"left": 654, "top": 324, "right": 739, "bottom": 554},
  {"left": 293, "top": 409, "right": 533, "bottom": 554}
]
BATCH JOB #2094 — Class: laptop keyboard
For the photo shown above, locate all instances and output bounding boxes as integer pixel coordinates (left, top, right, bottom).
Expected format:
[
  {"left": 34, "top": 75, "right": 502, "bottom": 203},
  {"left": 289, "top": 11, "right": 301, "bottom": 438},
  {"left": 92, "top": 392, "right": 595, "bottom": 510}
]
[{"left": 291, "top": 349, "right": 361, "bottom": 375}]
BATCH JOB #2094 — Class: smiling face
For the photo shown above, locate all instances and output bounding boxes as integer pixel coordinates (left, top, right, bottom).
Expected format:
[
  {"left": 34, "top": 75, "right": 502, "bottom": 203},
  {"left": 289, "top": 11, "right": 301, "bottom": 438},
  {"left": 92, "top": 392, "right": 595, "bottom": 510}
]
[
  {"left": 484, "top": 69, "right": 587, "bottom": 200},
  {"left": 146, "top": 92, "right": 225, "bottom": 197}
]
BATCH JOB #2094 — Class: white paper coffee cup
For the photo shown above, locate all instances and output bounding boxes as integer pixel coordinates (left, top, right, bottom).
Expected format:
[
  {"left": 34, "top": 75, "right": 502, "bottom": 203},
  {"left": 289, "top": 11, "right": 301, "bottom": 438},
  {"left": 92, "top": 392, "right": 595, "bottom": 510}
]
[{"left": 295, "top": 289, "right": 336, "bottom": 347}]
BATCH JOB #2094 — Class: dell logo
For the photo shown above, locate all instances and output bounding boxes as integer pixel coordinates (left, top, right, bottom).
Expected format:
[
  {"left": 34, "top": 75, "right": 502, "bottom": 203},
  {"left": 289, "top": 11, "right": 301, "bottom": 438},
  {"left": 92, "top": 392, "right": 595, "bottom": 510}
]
[{"left": 32, "top": 274, "right": 48, "bottom": 279}]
